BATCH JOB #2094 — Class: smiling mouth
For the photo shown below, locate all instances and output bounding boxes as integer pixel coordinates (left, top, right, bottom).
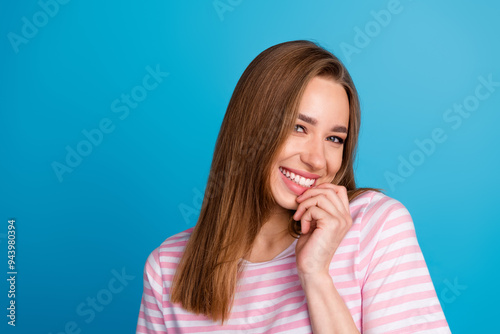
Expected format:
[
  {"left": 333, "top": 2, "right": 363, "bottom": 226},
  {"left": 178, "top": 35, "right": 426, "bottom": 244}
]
[{"left": 279, "top": 167, "right": 318, "bottom": 188}]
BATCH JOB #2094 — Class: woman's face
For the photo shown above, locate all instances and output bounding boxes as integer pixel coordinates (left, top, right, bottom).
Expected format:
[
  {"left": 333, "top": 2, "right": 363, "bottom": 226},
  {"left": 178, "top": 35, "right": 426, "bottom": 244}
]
[{"left": 269, "top": 76, "right": 350, "bottom": 211}]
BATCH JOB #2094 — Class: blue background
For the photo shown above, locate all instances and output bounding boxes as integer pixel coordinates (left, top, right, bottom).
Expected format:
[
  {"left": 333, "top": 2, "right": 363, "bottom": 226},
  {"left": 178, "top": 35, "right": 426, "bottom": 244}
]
[{"left": 1, "top": 0, "right": 498, "bottom": 333}]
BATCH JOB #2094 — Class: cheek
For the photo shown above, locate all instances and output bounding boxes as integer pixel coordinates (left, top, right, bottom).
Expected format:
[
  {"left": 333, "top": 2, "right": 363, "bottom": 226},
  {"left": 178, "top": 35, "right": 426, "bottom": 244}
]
[
  {"left": 279, "top": 139, "right": 296, "bottom": 155},
  {"left": 328, "top": 151, "right": 344, "bottom": 173},
  {"left": 272, "top": 141, "right": 295, "bottom": 165}
]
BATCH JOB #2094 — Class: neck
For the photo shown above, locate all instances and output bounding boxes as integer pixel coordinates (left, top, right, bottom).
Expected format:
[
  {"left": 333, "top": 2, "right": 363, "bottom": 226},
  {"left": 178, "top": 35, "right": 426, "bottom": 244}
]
[
  {"left": 243, "top": 206, "right": 297, "bottom": 263},
  {"left": 256, "top": 207, "right": 294, "bottom": 246}
]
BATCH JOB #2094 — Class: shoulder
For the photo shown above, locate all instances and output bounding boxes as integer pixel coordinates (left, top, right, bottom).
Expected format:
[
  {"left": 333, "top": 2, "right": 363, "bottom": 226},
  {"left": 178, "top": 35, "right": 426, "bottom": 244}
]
[
  {"left": 349, "top": 190, "right": 413, "bottom": 233},
  {"left": 144, "top": 227, "right": 194, "bottom": 275},
  {"left": 158, "top": 227, "right": 194, "bottom": 252}
]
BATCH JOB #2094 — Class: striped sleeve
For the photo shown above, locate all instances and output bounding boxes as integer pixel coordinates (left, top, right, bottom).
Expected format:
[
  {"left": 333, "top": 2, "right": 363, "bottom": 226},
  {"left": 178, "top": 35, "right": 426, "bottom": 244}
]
[
  {"left": 359, "top": 194, "right": 450, "bottom": 334},
  {"left": 136, "top": 248, "right": 168, "bottom": 334}
]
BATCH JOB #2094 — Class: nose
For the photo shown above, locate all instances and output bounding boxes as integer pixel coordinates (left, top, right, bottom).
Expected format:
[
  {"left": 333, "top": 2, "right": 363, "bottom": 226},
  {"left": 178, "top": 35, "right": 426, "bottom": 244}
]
[{"left": 300, "top": 135, "right": 327, "bottom": 171}]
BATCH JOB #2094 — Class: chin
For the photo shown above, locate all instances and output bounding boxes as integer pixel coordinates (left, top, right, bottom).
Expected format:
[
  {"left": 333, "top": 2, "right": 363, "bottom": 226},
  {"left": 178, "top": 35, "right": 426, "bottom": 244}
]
[
  {"left": 271, "top": 187, "right": 300, "bottom": 212},
  {"left": 279, "top": 197, "right": 299, "bottom": 211}
]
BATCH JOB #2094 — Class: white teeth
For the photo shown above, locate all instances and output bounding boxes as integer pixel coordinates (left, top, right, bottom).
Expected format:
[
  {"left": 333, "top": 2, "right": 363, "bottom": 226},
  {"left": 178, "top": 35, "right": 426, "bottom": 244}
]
[
  {"left": 279, "top": 167, "right": 315, "bottom": 188},
  {"left": 299, "top": 176, "right": 306, "bottom": 186}
]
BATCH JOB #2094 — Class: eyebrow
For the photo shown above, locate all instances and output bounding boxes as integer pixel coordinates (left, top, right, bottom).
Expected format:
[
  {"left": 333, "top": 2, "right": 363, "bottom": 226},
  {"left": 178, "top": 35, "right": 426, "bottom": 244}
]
[{"left": 297, "top": 113, "right": 348, "bottom": 133}]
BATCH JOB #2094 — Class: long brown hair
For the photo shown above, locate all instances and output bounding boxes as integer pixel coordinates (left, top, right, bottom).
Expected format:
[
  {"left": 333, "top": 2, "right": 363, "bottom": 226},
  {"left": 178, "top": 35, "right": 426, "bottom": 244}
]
[{"left": 170, "top": 40, "right": 381, "bottom": 324}]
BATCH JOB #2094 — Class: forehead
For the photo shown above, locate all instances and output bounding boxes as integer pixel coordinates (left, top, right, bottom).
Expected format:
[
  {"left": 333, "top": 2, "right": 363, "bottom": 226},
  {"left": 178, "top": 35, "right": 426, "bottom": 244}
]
[{"left": 298, "top": 76, "right": 349, "bottom": 126}]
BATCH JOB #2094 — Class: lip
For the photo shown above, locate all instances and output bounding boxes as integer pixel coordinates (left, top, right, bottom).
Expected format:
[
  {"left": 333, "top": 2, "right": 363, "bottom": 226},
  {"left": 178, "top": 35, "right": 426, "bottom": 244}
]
[
  {"left": 279, "top": 169, "right": 314, "bottom": 196},
  {"left": 279, "top": 166, "right": 320, "bottom": 179},
  {"left": 279, "top": 166, "right": 319, "bottom": 196}
]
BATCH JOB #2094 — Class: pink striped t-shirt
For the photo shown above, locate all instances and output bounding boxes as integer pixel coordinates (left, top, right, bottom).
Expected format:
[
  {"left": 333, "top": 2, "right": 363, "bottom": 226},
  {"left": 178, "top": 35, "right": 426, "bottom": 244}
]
[{"left": 136, "top": 190, "right": 451, "bottom": 333}]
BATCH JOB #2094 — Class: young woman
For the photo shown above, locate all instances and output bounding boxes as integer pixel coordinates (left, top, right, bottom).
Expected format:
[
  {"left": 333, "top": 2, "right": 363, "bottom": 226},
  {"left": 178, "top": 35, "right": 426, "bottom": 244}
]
[{"left": 136, "top": 40, "right": 451, "bottom": 333}]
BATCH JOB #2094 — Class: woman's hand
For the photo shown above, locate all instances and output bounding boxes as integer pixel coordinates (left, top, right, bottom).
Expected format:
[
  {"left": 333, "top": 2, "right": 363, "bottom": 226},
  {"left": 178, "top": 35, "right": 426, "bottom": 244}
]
[{"left": 293, "top": 183, "right": 352, "bottom": 280}]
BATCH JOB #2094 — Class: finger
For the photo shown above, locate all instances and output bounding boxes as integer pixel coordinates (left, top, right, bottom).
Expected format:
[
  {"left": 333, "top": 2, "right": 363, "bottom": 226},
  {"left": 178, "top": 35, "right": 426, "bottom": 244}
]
[
  {"left": 311, "top": 183, "right": 350, "bottom": 213},
  {"left": 297, "top": 182, "right": 340, "bottom": 202},
  {"left": 293, "top": 193, "right": 338, "bottom": 222},
  {"left": 334, "top": 185, "right": 350, "bottom": 213},
  {"left": 300, "top": 206, "right": 328, "bottom": 234},
  {"left": 296, "top": 186, "right": 348, "bottom": 218},
  {"left": 301, "top": 215, "right": 310, "bottom": 234}
]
